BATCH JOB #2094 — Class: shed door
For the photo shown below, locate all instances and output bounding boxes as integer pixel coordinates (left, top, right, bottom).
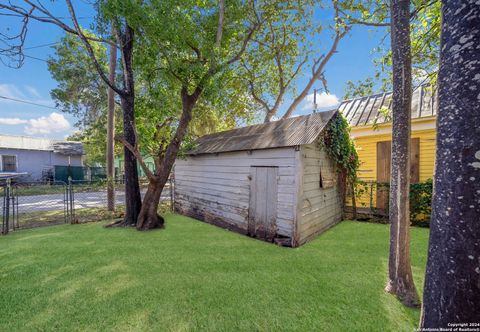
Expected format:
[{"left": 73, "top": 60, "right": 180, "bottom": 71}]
[{"left": 248, "top": 166, "right": 278, "bottom": 241}]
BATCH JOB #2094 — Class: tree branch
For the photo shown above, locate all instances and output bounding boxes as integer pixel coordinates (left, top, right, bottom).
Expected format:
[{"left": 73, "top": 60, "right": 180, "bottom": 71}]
[
  {"left": 248, "top": 81, "right": 271, "bottom": 113},
  {"left": 65, "top": 0, "right": 124, "bottom": 96},
  {"left": 186, "top": 41, "right": 205, "bottom": 62},
  {"left": 215, "top": 0, "right": 225, "bottom": 48},
  {"left": 285, "top": 55, "right": 308, "bottom": 87},
  {"left": 338, "top": 0, "right": 438, "bottom": 28},
  {"left": 116, "top": 135, "right": 155, "bottom": 180},
  {"left": 0, "top": 2, "right": 113, "bottom": 45},
  {"left": 282, "top": 3, "right": 349, "bottom": 119},
  {"left": 224, "top": 22, "right": 259, "bottom": 66}
]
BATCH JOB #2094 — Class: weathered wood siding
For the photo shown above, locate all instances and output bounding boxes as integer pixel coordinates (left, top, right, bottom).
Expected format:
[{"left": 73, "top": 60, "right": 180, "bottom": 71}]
[
  {"left": 296, "top": 142, "right": 343, "bottom": 245},
  {"left": 174, "top": 147, "right": 297, "bottom": 238}
]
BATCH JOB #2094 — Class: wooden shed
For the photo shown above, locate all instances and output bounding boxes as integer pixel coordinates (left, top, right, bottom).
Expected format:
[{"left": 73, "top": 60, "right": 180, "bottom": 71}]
[{"left": 174, "top": 110, "right": 343, "bottom": 247}]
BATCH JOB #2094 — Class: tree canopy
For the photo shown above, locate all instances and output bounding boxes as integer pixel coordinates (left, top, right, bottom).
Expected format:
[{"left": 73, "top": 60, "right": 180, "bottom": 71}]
[{"left": 339, "top": 0, "right": 441, "bottom": 91}]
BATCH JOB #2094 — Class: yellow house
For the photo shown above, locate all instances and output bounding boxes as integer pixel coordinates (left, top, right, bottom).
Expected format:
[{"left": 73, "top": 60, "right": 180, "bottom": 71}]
[{"left": 338, "top": 85, "right": 437, "bottom": 211}]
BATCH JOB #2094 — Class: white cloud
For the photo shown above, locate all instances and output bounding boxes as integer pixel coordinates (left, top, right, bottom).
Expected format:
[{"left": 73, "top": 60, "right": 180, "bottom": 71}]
[
  {"left": 0, "top": 117, "right": 28, "bottom": 125},
  {"left": 0, "top": 84, "right": 26, "bottom": 100},
  {"left": 24, "top": 113, "right": 70, "bottom": 135},
  {"left": 0, "top": 112, "right": 70, "bottom": 135},
  {"left": 24, "top": 85, "right": 42, "bottom": 98},
  {"left": 0, "top": 83, "right": 53, "bottom": 107},
  {"left": 302, "top": 92, "right": 340, "bottom": 111}
]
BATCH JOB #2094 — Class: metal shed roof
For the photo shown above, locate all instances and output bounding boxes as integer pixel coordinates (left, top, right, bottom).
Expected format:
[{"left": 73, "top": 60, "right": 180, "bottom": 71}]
[
  {"left": 339, "top": 84, "right": 437, "bottom": 127},
  {"left": 187, "top": 110, "right": 337, "bottom": 155}
]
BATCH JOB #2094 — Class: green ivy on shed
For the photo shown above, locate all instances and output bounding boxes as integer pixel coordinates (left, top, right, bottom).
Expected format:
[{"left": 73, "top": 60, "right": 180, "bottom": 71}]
[{"left": 322, "top": 113, "right": 360, "bottom": 181}]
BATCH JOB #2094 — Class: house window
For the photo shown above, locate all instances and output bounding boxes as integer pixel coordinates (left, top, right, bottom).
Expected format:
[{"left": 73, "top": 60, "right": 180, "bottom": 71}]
[{"left": 2, "top": 155, "right": 17, "bottom": 172}]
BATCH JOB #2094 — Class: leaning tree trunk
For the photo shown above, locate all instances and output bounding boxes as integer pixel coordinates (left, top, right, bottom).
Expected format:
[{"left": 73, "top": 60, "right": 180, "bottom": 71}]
[
  {"left": 420, "top": 1, "right": 480, "bottom": 327},
  {"left": 135, "top": 178, "right": 165, "bottom": 230},
  {"left": 136, "top": 87, "right": 197, "bottom": 231},
  {"left": 385, "top": 0, "right": 420, "bottom": 307}
]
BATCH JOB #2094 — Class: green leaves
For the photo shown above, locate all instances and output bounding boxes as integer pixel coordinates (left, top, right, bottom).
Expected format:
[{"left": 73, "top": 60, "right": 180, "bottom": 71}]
[
  {"left": 322, "top": 113, "right": 359, "bottom": 181},
  {"left": 47, "top": 32, "right": 109, "bottom": 128},
  {"left": 340, "top": 0, "right": 441, "bottom": 89},
  {"left": 240, "top": 0, "right": 317, "bottom": 117},
  {"left": 343, "top": 78, "right": 375, "bottom": 99}
]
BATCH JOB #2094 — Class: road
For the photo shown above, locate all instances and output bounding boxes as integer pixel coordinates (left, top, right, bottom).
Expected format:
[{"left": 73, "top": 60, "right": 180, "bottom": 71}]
[{"left": 4, "top": 189, "right": 171, "bottom": 213}]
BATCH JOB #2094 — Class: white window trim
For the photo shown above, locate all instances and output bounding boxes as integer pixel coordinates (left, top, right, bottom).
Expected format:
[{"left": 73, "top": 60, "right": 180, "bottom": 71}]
[{"left": 0, "top": 154, "right": 18, "bottom": 172}]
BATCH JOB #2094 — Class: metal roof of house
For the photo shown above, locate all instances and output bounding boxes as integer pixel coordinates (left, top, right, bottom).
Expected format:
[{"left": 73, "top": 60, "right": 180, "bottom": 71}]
[
  {"left": 187, "top": 110, "right": 337, "bottom": 155},
  {"left": 51, "top": 142, "right": 84, "bottom": 155},
  {"left": 0, "top": 134, "right": 83, "bottom": 155},
  {"left": 339, "top": 85, "right": 437, "bottom": 127}
]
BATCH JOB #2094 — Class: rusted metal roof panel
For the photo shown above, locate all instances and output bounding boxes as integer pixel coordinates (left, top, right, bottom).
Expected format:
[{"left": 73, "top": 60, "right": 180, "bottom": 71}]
[
  {"left": 188, "top": 110, "right": 337, "bottom": 155},
  {"left": 340, "top": 85, "right": 437, "bottom": 127}
]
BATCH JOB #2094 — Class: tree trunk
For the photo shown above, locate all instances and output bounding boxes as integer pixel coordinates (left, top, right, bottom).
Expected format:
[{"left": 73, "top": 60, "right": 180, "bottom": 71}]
[
  {"left": 385, "top": 0, "right": 420, "bottom": 307},
  {"left": 117, "top": 25, "right": 142, "bottom": 226},
  {"left": 136, "top": 178, "right": 165, "bottom": 230},
  {"left": 264, "top": 111, "right": 275, "bottom": 123},
  {"left": 121, "top": 94, "right": 142, "bottom": 226},
  {"left": 420, "top": 2, "right": 480, "bottom": 327},
  {"left": 106, "top": 25, "right": 117, "bottom": 212},
  {"left": 263, "top": 107, "right": 278, "bottom": 123},
  {"left": 135, "top": 87, "right": 197, "bottom": 230}
]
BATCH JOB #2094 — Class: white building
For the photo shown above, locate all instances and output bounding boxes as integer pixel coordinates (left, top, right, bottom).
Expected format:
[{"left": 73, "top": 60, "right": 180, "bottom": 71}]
[
  {"left": 0, "top": 134, "right": 83, "bottom": 181},
  {"left": 174, "top": 111, "right": 344, "bottom": 247}
]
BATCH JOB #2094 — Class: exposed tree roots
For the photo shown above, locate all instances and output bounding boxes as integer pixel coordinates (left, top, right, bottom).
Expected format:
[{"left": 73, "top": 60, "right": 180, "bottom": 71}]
[
  {"left": 104, "top": 218, "right": 136, "bottom": 228},
  {"left": 385, "top": 279, "right": 421, "bottom": 308},
  {"left": 136, "top": 214, "right": 165, "bottom": 231},
  {"left": 104, "top": 215, "right": 165, "bottom": 231}
]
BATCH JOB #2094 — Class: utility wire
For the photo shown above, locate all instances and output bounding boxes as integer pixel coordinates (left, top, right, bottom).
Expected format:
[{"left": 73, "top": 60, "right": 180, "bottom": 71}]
[
  {"left": 24, "top": 42, "right": 60, "bottom": 50},
  {"left": 0, "top": 95, "right": 57, "bottom": 110},
  {"left": 23, "top": 54, "right": 49, "bottom": 62}
]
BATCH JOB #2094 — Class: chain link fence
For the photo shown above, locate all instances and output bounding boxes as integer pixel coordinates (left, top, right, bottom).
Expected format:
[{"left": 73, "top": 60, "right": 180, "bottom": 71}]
[
  {"left": 1, "top": 180, "right": 71, "bottom": 233},
  {"left": 1, "top": 177, "right": 175, "bottom": 235}
]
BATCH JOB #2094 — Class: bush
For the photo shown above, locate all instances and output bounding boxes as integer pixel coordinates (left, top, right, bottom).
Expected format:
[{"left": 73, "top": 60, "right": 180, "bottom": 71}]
[
  {"left": 349, "top": 179, "right": 433, "bottom": 227},
  {"left": 409, "top": 179, "right": 433, "bottom": 227}
]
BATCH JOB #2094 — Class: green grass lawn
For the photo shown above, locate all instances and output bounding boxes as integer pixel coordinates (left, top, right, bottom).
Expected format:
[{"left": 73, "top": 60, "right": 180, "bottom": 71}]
[{"left": 0, "top": 215, "right": 429, "bottom": 331}]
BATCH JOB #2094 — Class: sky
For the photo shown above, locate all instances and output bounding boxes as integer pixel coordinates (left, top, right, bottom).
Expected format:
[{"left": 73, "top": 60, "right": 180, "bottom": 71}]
[{"left": 0, "top": 2, "right": 388, "bottom": 140}]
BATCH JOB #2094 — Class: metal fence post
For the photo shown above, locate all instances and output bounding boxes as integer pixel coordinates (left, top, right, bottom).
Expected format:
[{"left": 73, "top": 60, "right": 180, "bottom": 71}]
[
  {"left": 169, "top": 175, "right": 174, "bottom": 212},
  {"left": 4, "top": 179, "right": 11, "bottom": 234},
  {"left": 64, "top": 181, "right": 69, "bottom": 223},
  {"left": 68, "top": 177, "right": 75, "bottom": 224},
  {"left": 10, "top": 182, "right": 17, "bottom": 230},
  {"left": 1, "top": 184, "right": 4, "bottom": 234}
]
